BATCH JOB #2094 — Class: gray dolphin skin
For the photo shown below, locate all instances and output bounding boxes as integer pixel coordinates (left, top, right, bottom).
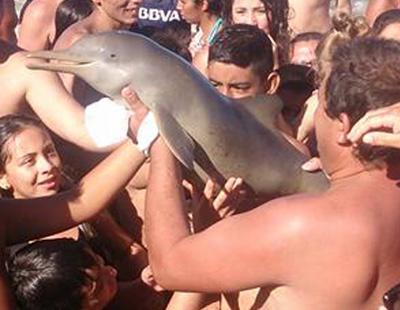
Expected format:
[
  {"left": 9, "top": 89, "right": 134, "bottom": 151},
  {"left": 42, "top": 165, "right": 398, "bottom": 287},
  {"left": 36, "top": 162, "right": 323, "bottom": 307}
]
[{"left": 27, "top": 31, "right": 329, "bottom": 199}]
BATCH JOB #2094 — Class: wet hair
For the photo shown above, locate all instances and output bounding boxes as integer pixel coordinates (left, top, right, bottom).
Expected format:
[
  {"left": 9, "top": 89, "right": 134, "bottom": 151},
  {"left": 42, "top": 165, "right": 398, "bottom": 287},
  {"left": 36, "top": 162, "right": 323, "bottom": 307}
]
[
  {"left": 208, "top": 24, "right": 274, "bottom": 80},
  {"left": 222, "top": 0, "right": 290, "bottom": 64},
  {"left": 318, "top": 14, "right": 400, "bottom": 163},
  {"left": 54, "top": 0, "right": 93, "bottom": 43},
  {"left": 7, "top": 239, "right": 97, "bottom": 310},
  {"left": 0, "top": 115, "right": 47, "bottom": 174},
  {"left": 371, "top": 9, "right": 400, "bottom": 36},
  {"left": 194, "top": 0, "right": 223, "bottom": 16}
]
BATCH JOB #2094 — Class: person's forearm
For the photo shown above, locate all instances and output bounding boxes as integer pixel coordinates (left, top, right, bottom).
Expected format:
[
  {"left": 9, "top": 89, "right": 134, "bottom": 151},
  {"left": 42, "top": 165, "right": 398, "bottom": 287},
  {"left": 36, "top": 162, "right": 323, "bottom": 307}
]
[
  {"left": 3, "top": 140, "right": 146, "bottom": 244},
  {"left": 91, "top": 211, "right": 144, "bottom": 255},
  {"left": 146, "top": 139, "right": 191, "bottom": 282}
]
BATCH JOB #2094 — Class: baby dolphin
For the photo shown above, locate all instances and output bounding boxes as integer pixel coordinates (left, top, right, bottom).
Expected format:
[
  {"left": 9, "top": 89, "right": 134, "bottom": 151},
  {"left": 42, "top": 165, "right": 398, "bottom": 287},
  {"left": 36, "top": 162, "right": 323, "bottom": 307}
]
[{"left": 27, "top": 31, "right": 329, "bottom": 199}]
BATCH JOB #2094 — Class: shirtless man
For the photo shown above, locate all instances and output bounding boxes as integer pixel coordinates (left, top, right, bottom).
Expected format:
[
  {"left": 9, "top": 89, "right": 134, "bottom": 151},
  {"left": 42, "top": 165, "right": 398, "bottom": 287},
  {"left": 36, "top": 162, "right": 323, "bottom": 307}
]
[
  {"left": 54, "top": 0, "right": 142, "bottom": 105},
  {"left": 288, "top": 0, "right": 351, "bottom": 34},
  {"left": 137, "top": 36, "right": 400, "bottom": 310},
  {"left": 18, "top": 0, "right": 64, "bottom": 50},
  {"left": 0, "top": 0, "right": 17, "bottom": 43},
  {"left": 365, "top": 0, "right": 400, "bottom": 25}
]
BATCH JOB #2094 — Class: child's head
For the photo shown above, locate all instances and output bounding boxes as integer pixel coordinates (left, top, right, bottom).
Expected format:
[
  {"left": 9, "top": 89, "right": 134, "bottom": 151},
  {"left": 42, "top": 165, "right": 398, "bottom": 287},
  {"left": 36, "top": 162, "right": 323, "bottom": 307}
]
[
  {"left": 8, "top": 239, "right": 118, "bottom": 310},
  {"left": 208, "top": 24, "right": 279, "bottom": 98}
]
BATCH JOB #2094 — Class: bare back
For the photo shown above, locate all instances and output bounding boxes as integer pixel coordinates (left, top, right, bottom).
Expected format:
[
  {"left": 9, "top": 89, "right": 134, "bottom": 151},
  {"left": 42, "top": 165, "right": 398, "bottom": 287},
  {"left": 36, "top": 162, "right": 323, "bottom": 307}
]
[{"left": 221, "top": 172, "right": 400, "bottom": 310}]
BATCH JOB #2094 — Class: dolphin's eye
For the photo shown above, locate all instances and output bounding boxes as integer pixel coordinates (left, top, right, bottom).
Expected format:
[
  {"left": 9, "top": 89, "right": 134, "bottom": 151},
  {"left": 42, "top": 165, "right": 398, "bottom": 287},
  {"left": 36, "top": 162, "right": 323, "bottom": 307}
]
[{"left": 110, "top": 54, "right": 116, "bottom": 58}]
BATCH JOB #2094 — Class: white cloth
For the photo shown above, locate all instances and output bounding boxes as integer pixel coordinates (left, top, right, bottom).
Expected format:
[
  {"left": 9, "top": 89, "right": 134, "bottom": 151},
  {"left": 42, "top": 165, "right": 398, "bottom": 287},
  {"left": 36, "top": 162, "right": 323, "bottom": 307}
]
[
  {"left": 136, "top": 111, "right": 159, "bottom": 156},
  {"left": 85, "top": 97, "right": 132, "bottom": 147}
]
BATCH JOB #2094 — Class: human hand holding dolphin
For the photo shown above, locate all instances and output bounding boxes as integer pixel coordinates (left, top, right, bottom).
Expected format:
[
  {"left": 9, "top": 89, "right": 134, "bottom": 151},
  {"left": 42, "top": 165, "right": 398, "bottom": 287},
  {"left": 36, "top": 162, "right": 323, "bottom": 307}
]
[{"left": 122, "top": 87, "right": 159, "bottom": 156}]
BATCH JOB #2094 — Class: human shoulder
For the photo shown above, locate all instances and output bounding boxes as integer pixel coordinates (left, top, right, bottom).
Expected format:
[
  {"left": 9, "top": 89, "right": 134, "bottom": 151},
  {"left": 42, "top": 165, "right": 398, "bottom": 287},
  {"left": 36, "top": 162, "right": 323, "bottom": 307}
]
[
  {"left": 53, "top": 22, "right": 90, "bottom": 50},
  {"left": 254, "top": 193, "right": 342, "bottom": 247},
  {"left": 22, "top": 0, "right": 57, "bottom": 23}
]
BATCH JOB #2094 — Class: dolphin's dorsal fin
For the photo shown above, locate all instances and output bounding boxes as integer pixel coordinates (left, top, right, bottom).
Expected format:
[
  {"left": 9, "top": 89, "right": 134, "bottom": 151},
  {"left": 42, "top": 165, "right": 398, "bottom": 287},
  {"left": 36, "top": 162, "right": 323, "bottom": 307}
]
[
  {"left": 235, "top": 95, "right": 283, "bottom": 128},
  {"left": 153, "top": 105, "right": 195, "bottom": 170}
]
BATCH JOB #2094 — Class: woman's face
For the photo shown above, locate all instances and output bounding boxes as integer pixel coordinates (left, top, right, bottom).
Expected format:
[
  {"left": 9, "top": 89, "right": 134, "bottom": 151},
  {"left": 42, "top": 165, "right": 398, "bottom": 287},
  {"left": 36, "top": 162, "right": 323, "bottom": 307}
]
[
  {"left": 177, "top": 0, "right": 203, "bottom": 24},
  {"left": 1, "top": 126, "right": 62, "bottom": 199},
  {"left": 231, "top": 0, "right": 271, "bottom": 34}
]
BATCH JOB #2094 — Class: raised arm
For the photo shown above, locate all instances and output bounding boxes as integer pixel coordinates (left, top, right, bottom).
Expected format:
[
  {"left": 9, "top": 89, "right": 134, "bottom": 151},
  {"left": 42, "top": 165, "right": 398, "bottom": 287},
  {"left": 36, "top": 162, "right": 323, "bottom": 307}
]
[
  {"left": 1, "top": 138, "right": 147, "bottom": 245},
  {"left": 145, "top": 138, "right": 305, "bottom": 292}
]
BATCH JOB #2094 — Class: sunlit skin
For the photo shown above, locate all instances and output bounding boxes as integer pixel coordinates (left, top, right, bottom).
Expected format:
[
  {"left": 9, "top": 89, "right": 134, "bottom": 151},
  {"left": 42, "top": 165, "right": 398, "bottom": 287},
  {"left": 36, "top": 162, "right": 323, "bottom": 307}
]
[
  {"left": 378, "top": 22, "right": 400, "bottom": 41},
  {"left": 207, "top": 61, "right": 267, "bottom": 98},
  {"left": 231, "top": 0, "right": 271, "bottom": 34},
  {"left": 0, "top": 127, "right": 62, "bottom": 199},
  {"left": 290, "top": 39, "right": 319, "bottom": 66},
  {"left": 96, "top": 0, "right": 142, "bottom": 26},
  {"left": 176, "top": 0, "right": 203, "bottom": 24}
]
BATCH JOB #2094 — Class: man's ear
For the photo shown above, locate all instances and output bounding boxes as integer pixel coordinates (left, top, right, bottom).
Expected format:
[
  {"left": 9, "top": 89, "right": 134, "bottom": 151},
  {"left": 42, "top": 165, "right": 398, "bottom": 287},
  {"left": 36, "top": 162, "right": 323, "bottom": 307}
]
[
  {"left": 92, "top": 0, "right": 101, "bottom": 6},
  {"left": 265, "top": 72, "right": 281, "bottom": 95},
  {"left": 337, "top": 112, "right": 351, "bottom": 145},
  {"left": 0, "top": 175, "right": 10, "bottom": 191}
]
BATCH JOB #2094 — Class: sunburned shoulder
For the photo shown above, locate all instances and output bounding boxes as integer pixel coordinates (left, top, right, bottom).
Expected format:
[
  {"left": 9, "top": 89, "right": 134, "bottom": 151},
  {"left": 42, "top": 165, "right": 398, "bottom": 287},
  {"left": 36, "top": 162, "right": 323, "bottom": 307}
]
[
  {"left": 53, "top": 22, "right": 91, "bottom": 50},
  {"left": 256, "top": 192, "right": 359, "bottom": 236},
  {"left": 255, "top": 194, "right": 328, "bottom": 231},
  {"left": 22, "top": 0, "right": 59, "bottom": 23}
]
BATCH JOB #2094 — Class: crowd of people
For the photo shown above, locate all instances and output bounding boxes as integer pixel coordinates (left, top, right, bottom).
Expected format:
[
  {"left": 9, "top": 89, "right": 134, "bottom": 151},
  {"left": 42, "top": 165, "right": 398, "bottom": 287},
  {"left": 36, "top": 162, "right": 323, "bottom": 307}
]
[{"left": 0, "top": 0, "right": 400, "bottom": 309}]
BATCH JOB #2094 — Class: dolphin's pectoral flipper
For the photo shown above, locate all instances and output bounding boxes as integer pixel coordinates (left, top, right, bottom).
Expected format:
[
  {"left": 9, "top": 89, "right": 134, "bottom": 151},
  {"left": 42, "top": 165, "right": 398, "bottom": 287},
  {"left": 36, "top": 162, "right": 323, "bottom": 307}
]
[
  {"left": 236, "top": 95, "right": 283, "bottom": 128},
  {"left": 153, "top": 106, "right": 195, "bottom": 170}
]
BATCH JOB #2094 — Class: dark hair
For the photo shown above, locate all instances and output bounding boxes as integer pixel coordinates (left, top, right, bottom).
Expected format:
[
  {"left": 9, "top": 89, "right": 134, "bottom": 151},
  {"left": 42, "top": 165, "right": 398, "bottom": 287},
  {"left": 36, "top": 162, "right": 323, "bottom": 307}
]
[
  {"left": 8, "top": 239, "right": 97, "bottom": 310},
  {"left": 222, "top": 0, "right": 290, "bottom": 64},
  {"left": 208, "top": 24, "right": 274, "bottom": 79},
  {"left": 0, "top": 115, "right": 47, "bottom": 174},
  {"left": 325, "top": 37, "right": 400, "bottom": 163},
  {"left": 194, "top": 0, "right": 223, "bottom": 16},
  {"left": 151, "top": 21, "right": 192, "bottom": 62},
  {"left": 371, "top": 9, "right": 400, "bottom": 36},
  {"left": 54, "top": 0, "right": 93, "bottom": 43}
]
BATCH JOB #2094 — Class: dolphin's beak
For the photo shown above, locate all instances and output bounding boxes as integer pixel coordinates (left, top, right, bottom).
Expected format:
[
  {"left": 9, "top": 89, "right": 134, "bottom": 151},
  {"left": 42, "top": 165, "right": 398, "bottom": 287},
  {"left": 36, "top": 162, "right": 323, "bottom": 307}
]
[{"left": 26, "top": 50, "right": 93, "bottom": 74}]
